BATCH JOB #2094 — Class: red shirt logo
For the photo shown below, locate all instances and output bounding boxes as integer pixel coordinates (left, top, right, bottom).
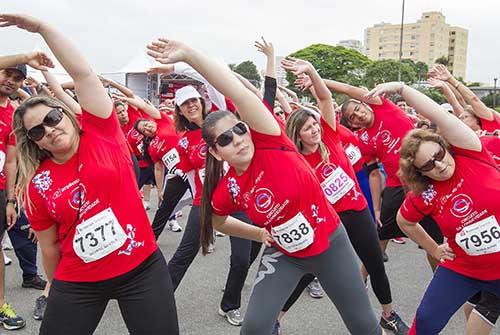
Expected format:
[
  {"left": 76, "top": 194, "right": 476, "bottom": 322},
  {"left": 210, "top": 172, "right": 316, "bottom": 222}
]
[{"left": 254, "top": 188, "right": 275, "bottom": 214}]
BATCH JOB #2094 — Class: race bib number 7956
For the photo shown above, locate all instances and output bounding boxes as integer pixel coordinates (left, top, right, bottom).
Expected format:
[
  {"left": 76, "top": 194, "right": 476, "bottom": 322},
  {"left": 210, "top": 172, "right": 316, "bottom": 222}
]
[{"left": 455, "top": 215, "right": 500, "bottom": 256}]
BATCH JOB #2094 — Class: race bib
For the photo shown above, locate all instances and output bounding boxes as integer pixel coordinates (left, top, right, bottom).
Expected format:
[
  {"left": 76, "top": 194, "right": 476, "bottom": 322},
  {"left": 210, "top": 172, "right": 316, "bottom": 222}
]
[
  {"left": 162, "top": 148, "right": 180, "bottom": 170},
  {"left": 271, "top": 212, "right": 314, "bottom": 253},
  {"left": 345, "top": 144, "right": 362, "bottom": 166},
  {"left": 455, "top": 216, "right": 500, "bottom": 256},
  {"left": 73, "top": 208, "right": 127, "bottom": 263},
  {"left": 321, "top": 167, "right": 355, "bottom": 205}
]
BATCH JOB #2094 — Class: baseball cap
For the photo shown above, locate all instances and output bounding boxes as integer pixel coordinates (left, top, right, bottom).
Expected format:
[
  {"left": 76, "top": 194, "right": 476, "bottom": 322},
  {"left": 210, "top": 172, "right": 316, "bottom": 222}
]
[
  {"left": 175, "top": 85, "right": 202, "bottom": 106},
  {"left": 4, "top": 64, "right": 27, "bottom": 79}
]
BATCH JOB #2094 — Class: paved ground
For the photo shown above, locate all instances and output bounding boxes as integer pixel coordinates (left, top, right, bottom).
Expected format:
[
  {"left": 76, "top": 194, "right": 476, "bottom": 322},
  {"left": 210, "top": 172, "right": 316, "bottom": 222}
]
[{"left": 4, "top": 197, "right": 500, "bottom": 334}]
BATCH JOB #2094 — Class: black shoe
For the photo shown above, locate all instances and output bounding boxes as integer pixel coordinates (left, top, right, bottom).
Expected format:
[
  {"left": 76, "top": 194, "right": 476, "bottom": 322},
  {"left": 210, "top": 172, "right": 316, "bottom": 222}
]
[
  {"left": 22, "top": 275, "right": 47, "bottom": 290},
  {"left": 383, "top": 252, "right": 389, "bottom": 262},
  {"left": 380, "top": 311, "right": 409, "bottom": 335},
  {"left": 33, "top": 295, "right": 48, "bottom": 321}
]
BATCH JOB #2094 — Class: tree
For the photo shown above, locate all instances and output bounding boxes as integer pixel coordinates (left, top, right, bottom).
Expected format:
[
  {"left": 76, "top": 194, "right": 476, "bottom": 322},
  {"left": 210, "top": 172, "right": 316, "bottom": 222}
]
[
  {"left": 435, "top": 56, "right": 449, "bottom": 66},
  {"left": 285, "top": 44, "right": 372, "bottom": 98},
  {"left": 363, "top": 59, "right": 418, "bottom": 88},
  {"left": 233, "top": 61, "right": 261, "bottom": 87},
  {"left": 414, "top": 61, "right": 429, "bottom": 82},
  {"left": 481, "top": 93, "right": 498, "bottom": 108}
]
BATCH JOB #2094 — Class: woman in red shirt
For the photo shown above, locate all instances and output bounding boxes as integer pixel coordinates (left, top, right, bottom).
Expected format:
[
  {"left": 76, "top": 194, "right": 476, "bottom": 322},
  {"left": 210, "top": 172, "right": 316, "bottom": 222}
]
[
  {"left": 366, "top": 82, "right": 500, "bottom": 335},
  {"left": 280, "top": 58, "right": 408, "bottom": 333},
  {"left": 147, "top": 39, "right": 385, "bottom": 335},
  {"left": 5, "top": 14, "right": 178, "bottom": 335}
]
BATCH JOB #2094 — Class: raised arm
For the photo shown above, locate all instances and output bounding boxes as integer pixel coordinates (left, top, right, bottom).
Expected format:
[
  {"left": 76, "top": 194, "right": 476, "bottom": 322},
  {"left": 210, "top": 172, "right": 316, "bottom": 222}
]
[
  {"left": 366, "top": 82, "right": 481, "bottom": 151},
  {"left": 100, "top": 77, "right": 134, "bottom": 98},
  {"left": 255, "top": 37, "right": 278, "bottom": 108},
  {"left": 427, "top": 78, "right": 464, "bottom": 117},
  {"left": 42, "top": 70, "right": 81, "bottom": 114},
  {"left": 233, "top": 72, "right": 262, "bottom": 99},
  {"left": 0, "top": 14, "right": 112, "bottom": 118},
  {"left": 277, "top": 84, "right": 299, "bottom": 103},
  {"left": 147, "top": 38, "right": 280, "bottom": 135},
  {"left": 0, "top": 51, "right": 54, "bottom": 71},
  {"left": 112, "top": 94, "right": 161, "bottom": 119},
  {"left": 445, "top": 82, "right": 467, "bottom": 108},
  {"left": 429, "top": 64, "right": 494, "bottom": 121},
  {"left": 282, "top": 58, "right": 336, "bottom": 129},
  {"left": 324, "top": 79, "right": 381, "bottom": 105},
  {"left": 276, "top": 89, "right": 292, "bottom": 115}
]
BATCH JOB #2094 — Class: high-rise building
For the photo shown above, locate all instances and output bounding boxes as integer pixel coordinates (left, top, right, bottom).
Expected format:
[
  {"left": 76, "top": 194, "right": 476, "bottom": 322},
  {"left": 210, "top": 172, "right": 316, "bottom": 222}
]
[
  {"left": 337, "top": 39, "right": 364, "bottom": 54},
  {"left": 364, "top": 11, "right": 468, "bottom": 79},
  {"left": 275, "top": 56, "right": 289, "bottom": 87}
]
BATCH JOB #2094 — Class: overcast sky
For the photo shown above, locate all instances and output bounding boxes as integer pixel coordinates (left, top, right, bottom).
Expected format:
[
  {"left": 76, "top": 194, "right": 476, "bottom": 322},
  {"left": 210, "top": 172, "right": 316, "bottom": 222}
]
[{"left": 2, "top": 0, "right": 498, "bottom": 84}]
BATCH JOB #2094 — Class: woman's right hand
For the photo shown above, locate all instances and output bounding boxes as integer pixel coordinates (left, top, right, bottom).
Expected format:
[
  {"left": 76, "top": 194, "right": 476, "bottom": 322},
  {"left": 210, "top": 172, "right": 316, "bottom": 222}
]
[
  {"left": 0, "top": 14, "right": 44, "bottom": 33},
  {"left": 147, "top": 38, "right": 190, "bottom": 65},
  {"left": 433, "top": 243, "right": 455, "bottom": 263},
  {"left": 259, "top": 228, "right": 274, "bottom": 247}
]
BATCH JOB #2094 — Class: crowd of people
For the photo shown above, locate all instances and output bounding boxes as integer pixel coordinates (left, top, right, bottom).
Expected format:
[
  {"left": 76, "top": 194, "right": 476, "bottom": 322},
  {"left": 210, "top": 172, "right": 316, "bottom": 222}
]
[{"left": 0, "top": 12, "right": 498, "bottom": 335}]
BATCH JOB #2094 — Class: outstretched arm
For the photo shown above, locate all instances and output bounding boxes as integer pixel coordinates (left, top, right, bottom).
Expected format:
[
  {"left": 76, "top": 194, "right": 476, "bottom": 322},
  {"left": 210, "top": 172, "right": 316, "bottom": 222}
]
[
  {"left": 100, "top": 76, "right": 134, "bottom": 98},
  {"left": 427, "top": 78, "right": 464, "bottom": 117},
  {"left": 0, "top": 14, "right": 112, "bottom": 118},
  {"left": 277, "top": 84, "right": 299, "bottom": 103},
  {"left": 0, "top": 51, "right": 54, "bottom": 71},
  {"left": 429, "top": 64, "right": 494, "bottom": 121},
  {"left": 366, "top": 82, "right": 481, "bottom": 151},
  {"left": 147, "top": 38, "right": 280, "bottom": 135},
  {"left": 112, "top": 94, "right": 161, "bottom": 119},
  {"left": 42, "top": 70, "right": 81, "bottom": 114}
]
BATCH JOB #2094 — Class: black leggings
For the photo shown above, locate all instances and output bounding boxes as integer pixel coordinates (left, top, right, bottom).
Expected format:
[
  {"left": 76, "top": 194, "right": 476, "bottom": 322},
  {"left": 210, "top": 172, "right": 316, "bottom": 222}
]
[
  {"left": 282, "top": 208, "right": 392, "bottom": 312},
  {"left": 40, "top": 250, "right": 178, "bottom": 335},
  {"left": 167, "top": 206, "right": 261, "bottom": 311},
  {"left": 152, "top": 176, "right": 191, "bottom": 239}
]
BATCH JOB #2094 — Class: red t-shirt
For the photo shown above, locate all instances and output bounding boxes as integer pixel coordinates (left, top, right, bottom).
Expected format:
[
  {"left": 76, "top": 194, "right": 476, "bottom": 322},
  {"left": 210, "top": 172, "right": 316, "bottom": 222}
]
[
  {"left": 355, "top": 97, "right": 414, "bottom": 187},
  {"left": 176, "top": 128, "right": 205, "bottom": 206},
  {"left": 302, "top": 119, "right": 367, "bottom": 213},
  {"left": 399, "top": 146, "right": 500, "bottom": 280},
  {"left": 127, "top": 128, "right": 149, "bottom": 168},
  {"left": 480, "top": 135, "right": 500, "bottom": 167},
  {"left": 480, "top": 114, "right": 500, "bottom": 132},
  {"left": 211, "top": 129, "right": 339, "bottom": 258},
  {"left": 336, "top": 124, "right": 366, "bottom": 173},
  {"left": 120, "top": 105, "right": 145, "bottom": 136},
  {"left": 0, "top": 101, "right": 15, "bottom": 190},
  {"left": 147, "top": 114, "right": 181, "bottom": 165},
  {"left": 26, "top": 110, "right": 157, "bottom": 282}
]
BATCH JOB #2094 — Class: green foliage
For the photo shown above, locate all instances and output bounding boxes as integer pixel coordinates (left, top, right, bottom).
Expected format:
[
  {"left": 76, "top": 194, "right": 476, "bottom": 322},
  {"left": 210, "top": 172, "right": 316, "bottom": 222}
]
[
  {"left": 233, "top": 61, "right": 261, "bottom": 88},
  {"left": 435, "top": 56, "right": 449, "bottom": 66},
  {"left": 481, "top": 93, "right": 499, "bottom": 108},
  {"left": 417, "top": 87, "right": 447, "bottom": 104},
  {"left": 364, "top": 59, "right": 418, "bottom": 88}
]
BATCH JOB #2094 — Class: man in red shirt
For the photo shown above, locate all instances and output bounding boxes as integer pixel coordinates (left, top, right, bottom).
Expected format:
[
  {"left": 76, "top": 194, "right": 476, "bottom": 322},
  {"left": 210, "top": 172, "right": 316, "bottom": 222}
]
[{"left": 0, "top": 62, "right": 27, "bottom": 330}]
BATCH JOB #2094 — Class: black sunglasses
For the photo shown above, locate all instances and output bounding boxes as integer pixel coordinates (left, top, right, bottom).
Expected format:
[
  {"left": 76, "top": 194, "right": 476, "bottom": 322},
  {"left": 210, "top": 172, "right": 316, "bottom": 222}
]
[
  {"left": 415, "top": 145, "right": 446, "bottom": 172},
  {"left": 275, "top": 111, "right": 285, "bottom": 116},
  {"left": 213, "top": 122, "right": 248, "bottom": 147},
  {"left": 27, "top": 108, "right": 64, "bottom": 141}
]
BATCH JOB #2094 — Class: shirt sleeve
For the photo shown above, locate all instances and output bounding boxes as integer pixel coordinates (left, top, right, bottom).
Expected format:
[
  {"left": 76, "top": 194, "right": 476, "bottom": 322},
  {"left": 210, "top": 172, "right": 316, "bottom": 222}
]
[
  {"left": 211, "top": 176, "right": 240, "bottom": 216},
  {"left": 399, "top": 191, "right": 431, "bottom": 223},
  {"left": 25, "top": 184, "right": 57, "bottom": 231}
]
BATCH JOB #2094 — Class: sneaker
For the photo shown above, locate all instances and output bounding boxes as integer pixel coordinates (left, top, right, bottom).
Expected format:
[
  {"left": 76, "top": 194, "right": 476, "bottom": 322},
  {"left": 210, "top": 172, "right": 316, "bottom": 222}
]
[
  {"left": 380, "top": 311, "right": 410, "bottom": 335},
  {"left": 0, "top": 303, "right": 26, "bottom": 330},
  {"left": 22, "top": 275, "right": 47, "bottom": 290},
  {"left": 307, "top": 278, "right": 324, "bottom": 299},
  {"left": 218, "top": 308, "right": 243, "bottom": 326},
  {"left": 174, "top": 210, "right": 183, "bottom": 219},
  {"left": 207, "top": 243, "right": 215, "bottom": 254},
  {"left": 383, "top": 252, "right": 389, "bottom": 262},
  {"left": 391, "top": 237, "right": 406, "bottom": 245},
  {"left": 167, "top": 219, "right": 182, "bottom": 232},
  {"left": 3, "top": 254, "right": 11, "bottom": 266},
  {"left": 215, "top": 230, "right": 225, "bottom": 237},
  {"left": 33, "top": 295, "right": 47, "bottom": 321},
  {"left": 272, "top": 319, "right": 281, "bottom": 335}
]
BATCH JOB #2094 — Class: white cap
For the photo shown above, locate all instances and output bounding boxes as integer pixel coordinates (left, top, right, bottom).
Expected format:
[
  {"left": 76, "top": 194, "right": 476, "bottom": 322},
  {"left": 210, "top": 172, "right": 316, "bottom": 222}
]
[
  {"left": 175, "top": 85, "right": 202, "bottom": 106},
  {"left": 440, "top": 103, "right": 453, "bottom": 113}
]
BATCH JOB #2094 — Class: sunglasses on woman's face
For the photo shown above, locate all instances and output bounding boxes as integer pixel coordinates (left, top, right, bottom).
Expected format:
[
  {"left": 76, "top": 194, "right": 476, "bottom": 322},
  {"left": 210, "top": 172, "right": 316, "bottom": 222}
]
[
  {"left": 214, "top": 122, "right": 248, "bottom": 147},
  {"left": 415, "top": 145, "right": 446, "bottom": 172},
  {"left": 27, "top": 108, "right": 64, "bottom": 141}
]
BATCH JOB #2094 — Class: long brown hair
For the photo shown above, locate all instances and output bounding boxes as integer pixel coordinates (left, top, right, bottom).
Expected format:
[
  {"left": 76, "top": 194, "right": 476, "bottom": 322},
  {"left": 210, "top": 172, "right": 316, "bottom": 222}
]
[
  {"left": 285, "top": 109, "right": 329, "bottom": 162},
  {"left": 398, "top": 129, "right": 450, "bottom": 194},
  {"left": 13, "top": 96, "right": 81, "bottom": 209},
  {"left": 200, "top": 111, "right": 236, "bottom": 255},
  {"left": 174, "top": 97, "right": 207, "bottom": 132}
]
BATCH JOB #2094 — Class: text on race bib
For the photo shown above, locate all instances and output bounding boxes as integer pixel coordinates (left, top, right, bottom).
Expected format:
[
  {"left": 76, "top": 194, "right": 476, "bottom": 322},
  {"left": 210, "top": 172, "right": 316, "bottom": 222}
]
[
  {"left": 455, "top": 215, "right": 500, "bottom": 256},
  {"left": 73, "top": 208, "right": 127, "bottom": 263},
  {"left": 271, "top": 212, "right": 314, "bottom": 253},
  {"left": 320, "top": 167, "right": 355, "bottom": 205},
  {"left": 162, "top": 148, "right": 180, "bottom": 170},
  {"left": 345, "top": 144, "right": 362, "bottom": 166}
]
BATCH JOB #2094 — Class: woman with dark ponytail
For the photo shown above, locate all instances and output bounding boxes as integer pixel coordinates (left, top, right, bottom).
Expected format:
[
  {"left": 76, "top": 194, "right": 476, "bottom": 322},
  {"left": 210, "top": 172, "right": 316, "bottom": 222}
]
[{"left": 147, "top": 38, "right": 386, "bottom": 335}]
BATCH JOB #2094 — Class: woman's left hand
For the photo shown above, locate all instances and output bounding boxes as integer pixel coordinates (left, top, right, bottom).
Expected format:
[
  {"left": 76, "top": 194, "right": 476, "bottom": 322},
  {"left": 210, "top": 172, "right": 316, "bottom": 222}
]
[
  {"left": 0, "top": 13, "right": 43, "bottom": 33},
  {"left": 281, "top": 57, "right": 313, "bottom": 77},
  {"left": 147, "top": 38, "right": 190, "bottom": 65},
  {"left": 364, "top": 82, "right": 404, "bottom": 99}
]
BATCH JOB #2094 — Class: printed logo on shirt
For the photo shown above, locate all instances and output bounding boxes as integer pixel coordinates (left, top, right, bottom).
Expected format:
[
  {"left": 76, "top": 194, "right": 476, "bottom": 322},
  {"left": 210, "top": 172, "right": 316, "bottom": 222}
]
[
  {"left": 227, "top": 177, "right": 240, "bottom": 202},
  {"left": 421, "top": 185, "right": 437, "bottom": 205},
  {"left": 118, "top": 224, "right": 145, "bottom": 256},
  {"left": 359, "top": 131, "right": 369, "bottom": 144},
  {"left": 450, "top": 194, "right": 474, "bottom": 218},
  {"left": 321, "top": 163, "right": 336, "bottom": 178},
  {"left": 254, "top": 188, "right": 275, "bottom": 214},
  {"left": 178, "top": 137, "right": 189, "bottom": 150},
  {"left": 198, "top": 144, "right": 207, "bottom": 159},
  {"left": 68, "top": 184, "right": 87, "bottom": 210},
  {"left": 33, "top": 170, "right": 53, "bottom": 194}
]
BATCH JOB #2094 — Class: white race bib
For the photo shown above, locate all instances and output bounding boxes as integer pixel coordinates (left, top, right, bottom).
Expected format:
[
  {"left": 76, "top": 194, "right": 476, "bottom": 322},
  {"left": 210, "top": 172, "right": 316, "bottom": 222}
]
[
  {"left": 271, "top": 212, "right": 314, "bottom": 253},
  {"left": 455, "top": 215, "right": 500, "bottom": 256},
  {"left": 73, "top": 208, "right": 127, "bottom": 263},
  {"left": 345, "top": 144, "right": 362, "bottom": 166},
  {"left": 161, "top": 148, "right": 180, "bottom": 170},
  {"left": 321, "top": 167, "right": 355, "bottom": 205}
]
